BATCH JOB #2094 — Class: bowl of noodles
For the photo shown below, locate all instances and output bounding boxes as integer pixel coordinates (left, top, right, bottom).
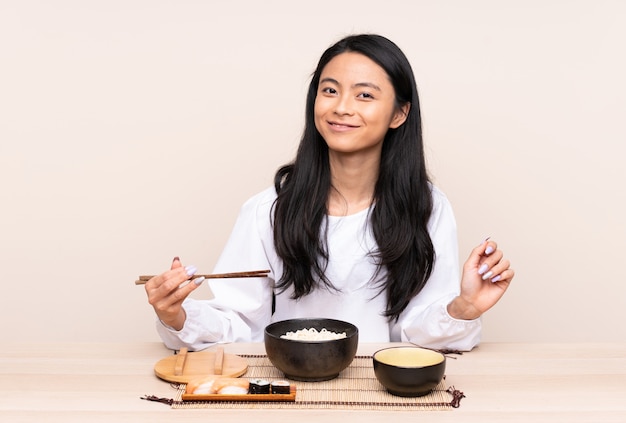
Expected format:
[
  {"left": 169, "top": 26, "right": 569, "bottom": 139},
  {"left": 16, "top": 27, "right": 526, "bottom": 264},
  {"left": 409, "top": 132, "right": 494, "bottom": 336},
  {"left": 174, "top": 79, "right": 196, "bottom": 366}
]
[{"left": 264, "top": 318, "right": 359, "bottom": 381}]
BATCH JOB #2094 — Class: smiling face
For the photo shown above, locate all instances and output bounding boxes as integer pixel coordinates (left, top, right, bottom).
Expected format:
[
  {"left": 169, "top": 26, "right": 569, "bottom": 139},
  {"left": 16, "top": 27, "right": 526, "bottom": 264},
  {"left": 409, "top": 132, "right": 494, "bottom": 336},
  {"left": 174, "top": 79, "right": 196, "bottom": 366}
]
[{"left": 314, "top": 52, "right": 409, "bottom": 158}]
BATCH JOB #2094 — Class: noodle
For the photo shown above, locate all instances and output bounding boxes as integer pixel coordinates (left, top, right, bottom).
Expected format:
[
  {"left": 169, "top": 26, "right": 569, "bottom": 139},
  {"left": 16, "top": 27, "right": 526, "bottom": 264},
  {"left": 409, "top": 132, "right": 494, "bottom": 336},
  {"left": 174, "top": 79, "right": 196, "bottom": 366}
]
[{"left": 280, "top": 327, "right": 347, "bottom": 341}]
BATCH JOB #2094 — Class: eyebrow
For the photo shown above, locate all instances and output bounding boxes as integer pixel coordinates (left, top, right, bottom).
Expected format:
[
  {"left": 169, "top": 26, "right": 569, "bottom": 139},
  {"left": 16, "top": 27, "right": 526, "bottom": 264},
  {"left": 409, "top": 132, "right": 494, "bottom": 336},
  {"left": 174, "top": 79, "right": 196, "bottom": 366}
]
[{"left": 320, "top": 77, "right": 382, "bottom": 91}]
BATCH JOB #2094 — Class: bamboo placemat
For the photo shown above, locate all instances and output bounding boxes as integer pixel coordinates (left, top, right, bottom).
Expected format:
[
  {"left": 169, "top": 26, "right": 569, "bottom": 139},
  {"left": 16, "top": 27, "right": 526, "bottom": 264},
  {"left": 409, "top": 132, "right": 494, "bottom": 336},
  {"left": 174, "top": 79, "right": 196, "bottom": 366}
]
[{"left": 168, "top": 355, "right": 464, "bottom": 410}]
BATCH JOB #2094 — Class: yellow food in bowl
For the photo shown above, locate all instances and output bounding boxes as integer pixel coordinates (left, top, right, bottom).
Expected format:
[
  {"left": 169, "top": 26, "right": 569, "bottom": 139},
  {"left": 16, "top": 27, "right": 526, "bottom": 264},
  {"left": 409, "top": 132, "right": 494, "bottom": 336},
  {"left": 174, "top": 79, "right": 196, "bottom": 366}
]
[{"left": 374, "top": 347, "right": 444, "bottom": 367}]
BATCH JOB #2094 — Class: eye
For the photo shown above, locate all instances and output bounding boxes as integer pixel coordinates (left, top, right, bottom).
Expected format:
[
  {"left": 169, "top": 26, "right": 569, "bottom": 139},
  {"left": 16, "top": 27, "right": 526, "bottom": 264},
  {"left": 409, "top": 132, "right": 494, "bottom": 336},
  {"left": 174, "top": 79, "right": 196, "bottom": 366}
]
[
  {"left": 357, "top": 92, "right": 374, "bottom": 100},
  {"left": 321, "top": 86, "right": 337, "bottom": 95}
]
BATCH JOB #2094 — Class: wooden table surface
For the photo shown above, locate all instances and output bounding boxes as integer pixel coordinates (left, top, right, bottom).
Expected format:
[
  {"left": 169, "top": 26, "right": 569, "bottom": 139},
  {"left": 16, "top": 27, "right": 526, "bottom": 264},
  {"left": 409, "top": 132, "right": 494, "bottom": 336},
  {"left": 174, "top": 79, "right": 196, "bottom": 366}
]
[{"left": 0, "top": 342, "right": 624, "bottom": 422}]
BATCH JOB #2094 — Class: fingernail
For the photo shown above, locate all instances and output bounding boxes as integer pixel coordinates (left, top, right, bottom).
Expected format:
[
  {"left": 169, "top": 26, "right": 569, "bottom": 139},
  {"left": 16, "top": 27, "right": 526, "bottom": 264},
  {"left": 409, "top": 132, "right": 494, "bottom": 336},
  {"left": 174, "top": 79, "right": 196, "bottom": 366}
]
[
  {"left": 480, "top": 236, "right": 491, "bottom": 245},
  {"left": 482, "top": 271, "right": 493, "bottom": 281},
  {"left": 491, "top": 275, "right": 501, "bottom": 283},
  {"left": 185, "top": 265, "right": 197, "bottom": 277},
  {"left": 193, "top": 276, "right": 205, "bottom": 286},
  {"left": 478, "top": 263, "right": 489, "bottom": 275},
  {"left": 485, "top": 245, "right": 495, "bottom": 255},
  {"left": 172, "top": 256, "right": 180, "bottom": 263}
]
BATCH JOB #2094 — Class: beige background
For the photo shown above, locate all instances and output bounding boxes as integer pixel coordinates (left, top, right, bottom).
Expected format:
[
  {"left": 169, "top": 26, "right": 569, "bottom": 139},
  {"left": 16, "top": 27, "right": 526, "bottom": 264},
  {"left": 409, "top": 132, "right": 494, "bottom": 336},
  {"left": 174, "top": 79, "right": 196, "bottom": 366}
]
[{"left": 1, "top": 0, "right": 624, "bottom": 344}]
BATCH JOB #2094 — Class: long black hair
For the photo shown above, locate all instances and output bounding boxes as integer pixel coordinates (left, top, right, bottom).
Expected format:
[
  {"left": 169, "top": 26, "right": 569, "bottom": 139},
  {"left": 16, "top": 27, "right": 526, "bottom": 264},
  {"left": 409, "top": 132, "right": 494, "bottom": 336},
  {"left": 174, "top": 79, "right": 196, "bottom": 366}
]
[{"left": 272, "top": 34, "right": 435, "bottom": 321}]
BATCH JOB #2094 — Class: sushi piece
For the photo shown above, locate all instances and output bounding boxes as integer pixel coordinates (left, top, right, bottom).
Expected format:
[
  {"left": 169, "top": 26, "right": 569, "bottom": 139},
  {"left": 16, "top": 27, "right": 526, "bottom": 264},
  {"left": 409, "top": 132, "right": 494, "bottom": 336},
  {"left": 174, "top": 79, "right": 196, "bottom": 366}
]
[
  {"left": 186, "top": 376, "right": 219, "bottom": 394},
  {"left": 186, "top": 377, "right": 249, "bottom": 395},
  {"left": 216, "top": 384, "right": 249, "bottom": 395},
  {"left": 249, "top": 378, "right": 271, "bottom": 394},
  {"left": 270, "top": 379, "right": 291, "bottom": 394},
  {"left": 213, "top": 378, "right": 249, "bottom": 395}
]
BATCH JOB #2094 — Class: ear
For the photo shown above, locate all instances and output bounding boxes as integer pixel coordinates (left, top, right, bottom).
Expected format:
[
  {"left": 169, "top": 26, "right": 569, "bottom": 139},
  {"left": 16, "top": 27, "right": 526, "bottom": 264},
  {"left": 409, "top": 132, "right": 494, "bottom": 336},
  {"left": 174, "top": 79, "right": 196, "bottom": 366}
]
[{"left": 389, "top": 102, "right": 410, "bottom": 129}]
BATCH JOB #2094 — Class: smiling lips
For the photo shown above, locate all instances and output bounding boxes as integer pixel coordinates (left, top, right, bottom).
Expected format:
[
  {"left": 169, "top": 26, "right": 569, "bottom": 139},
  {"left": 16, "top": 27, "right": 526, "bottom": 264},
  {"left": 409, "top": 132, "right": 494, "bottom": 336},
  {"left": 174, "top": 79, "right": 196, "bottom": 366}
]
[{"left": 328, "top": 121, "right": 360, "bottom": 131}]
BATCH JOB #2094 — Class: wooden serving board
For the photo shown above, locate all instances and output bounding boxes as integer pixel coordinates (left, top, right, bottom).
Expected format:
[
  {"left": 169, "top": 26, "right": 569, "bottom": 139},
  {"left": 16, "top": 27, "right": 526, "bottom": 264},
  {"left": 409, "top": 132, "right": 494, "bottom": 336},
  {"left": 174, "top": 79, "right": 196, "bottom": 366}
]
[
  {"left": 181, "top": 386, "right": 297, "bottom": 402},
  {"left": 154, "top": 347, "right": 248, "bottom": 383}
]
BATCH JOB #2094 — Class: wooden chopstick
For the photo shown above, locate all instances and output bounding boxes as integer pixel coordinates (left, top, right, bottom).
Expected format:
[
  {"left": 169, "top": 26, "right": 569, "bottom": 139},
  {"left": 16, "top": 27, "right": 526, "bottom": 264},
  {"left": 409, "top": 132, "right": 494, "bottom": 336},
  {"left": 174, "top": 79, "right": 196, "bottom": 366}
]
[{"left": 134, "top": 269, "right": 270, "bottom": 285}]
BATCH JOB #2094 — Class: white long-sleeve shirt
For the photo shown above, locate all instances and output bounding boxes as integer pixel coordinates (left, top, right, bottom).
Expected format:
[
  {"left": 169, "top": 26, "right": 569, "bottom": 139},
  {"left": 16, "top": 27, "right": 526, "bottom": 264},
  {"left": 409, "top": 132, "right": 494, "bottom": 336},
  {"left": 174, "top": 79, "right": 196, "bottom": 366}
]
[{"left": 156, "top": 185, "right": 481, "bottom": 351}]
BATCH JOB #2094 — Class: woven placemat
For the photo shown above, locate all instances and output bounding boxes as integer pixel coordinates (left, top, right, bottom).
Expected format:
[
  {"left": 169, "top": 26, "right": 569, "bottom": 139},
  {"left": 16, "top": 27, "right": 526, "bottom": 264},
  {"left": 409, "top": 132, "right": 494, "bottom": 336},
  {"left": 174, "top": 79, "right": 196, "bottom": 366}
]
[{"left": 167, "top": 355, "right": 464, "bottom": 410}]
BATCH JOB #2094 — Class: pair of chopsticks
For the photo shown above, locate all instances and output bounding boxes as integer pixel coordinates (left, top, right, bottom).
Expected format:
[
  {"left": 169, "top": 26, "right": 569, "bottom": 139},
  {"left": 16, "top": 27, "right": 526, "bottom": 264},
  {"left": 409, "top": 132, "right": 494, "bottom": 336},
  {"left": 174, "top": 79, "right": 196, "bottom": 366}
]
[{"left": 134, "top": 269, "right": 270, "bottom": 285}]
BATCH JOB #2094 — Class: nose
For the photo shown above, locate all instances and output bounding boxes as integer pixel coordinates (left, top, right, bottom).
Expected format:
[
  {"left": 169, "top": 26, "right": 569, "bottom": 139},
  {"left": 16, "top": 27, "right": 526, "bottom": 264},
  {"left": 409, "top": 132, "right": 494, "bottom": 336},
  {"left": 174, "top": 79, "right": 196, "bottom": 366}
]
[{"left": 334, "top": 94, "right": 354, "bottom": 116}]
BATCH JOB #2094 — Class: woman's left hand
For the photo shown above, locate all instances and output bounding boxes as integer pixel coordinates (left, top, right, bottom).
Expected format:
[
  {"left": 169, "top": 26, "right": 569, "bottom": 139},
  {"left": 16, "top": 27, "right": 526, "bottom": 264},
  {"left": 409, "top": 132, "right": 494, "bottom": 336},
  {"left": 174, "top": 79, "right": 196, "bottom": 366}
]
[{"left": 447, "top": 238, "right": 515, "bottom": 320}]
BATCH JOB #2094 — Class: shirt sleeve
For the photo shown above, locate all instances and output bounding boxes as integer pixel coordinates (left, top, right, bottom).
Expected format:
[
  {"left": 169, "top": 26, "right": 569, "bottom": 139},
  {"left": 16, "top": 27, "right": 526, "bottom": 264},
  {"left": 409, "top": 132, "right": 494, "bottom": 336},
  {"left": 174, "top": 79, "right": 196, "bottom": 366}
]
[
  {"left": 391, "top": 187, "right": 482, "bottom": 351},
  {"left": 155, "top": 188, "right": 277, "bottom": 351}
]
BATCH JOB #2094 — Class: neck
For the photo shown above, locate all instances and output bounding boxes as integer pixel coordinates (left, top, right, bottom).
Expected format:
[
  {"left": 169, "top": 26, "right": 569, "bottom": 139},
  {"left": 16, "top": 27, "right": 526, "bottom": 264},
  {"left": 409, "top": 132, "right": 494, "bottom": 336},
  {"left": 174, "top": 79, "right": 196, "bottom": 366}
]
[{"left": 327, "top": 151, "right": 379, "bottom": 216}]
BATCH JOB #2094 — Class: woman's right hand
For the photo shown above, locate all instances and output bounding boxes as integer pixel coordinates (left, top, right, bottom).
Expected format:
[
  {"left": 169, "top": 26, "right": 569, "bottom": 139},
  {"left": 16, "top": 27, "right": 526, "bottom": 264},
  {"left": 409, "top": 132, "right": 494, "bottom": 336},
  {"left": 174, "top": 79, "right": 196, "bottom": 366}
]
[{"left": 145, "top": 257, "right": 204, "bottom": 331}]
